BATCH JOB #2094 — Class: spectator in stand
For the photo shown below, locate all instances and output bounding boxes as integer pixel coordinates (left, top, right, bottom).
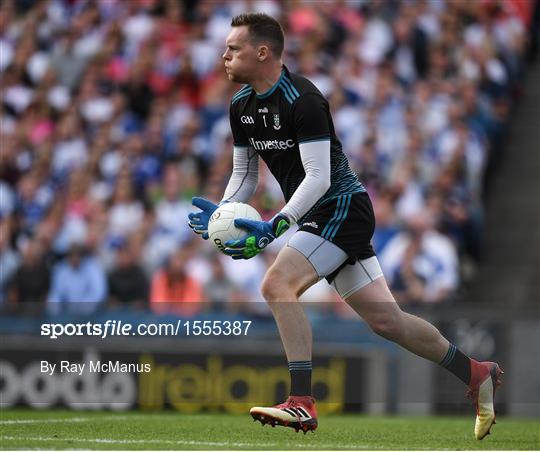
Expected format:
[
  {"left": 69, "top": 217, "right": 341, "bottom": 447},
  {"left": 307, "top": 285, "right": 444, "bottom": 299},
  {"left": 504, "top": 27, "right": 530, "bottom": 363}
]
[
  {"left": 15, "top": 172, "right": 48, "bottom": 235},
  {"left": 380, "top": 212, "right": 459, "bottom": 304},
  {"left": 372, "top": 191, "right": 400, "bottom": 255},
  {"left": 7, "top": 238, "right": 50, "bottom": 307},
  {"left": 47, "top": 242, "right": 107, "bottom": 309},
  {"left": 53, "top": 167, "right": 92, "bottom": 252},
  {"left": 150, "top": 247, "right": 205, "bottom": 316},
  {"left": 0, "top": 218, "right": 19, "bottom": 304},
  {"left": 145, "top": 162, "right": 192, "bottom": 271},
  {"left": 391, "top": 233, "right": 429, "bottom": 305},
  {"left": 107, "top": 237, "right": 148, "bottom": 308},
  {"left": 203, "top": 256, "right": 241, "bottom": 312},
  {"left": 107, "top": 170, "right": 145, "bottom": 241},
  {"left": 50, "top": 109, "right": 88, "bottom": 179}
]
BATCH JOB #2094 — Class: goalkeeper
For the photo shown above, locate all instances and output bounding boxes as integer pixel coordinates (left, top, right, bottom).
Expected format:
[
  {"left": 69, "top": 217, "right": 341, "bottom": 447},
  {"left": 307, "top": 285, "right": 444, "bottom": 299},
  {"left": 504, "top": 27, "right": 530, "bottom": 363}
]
[{"left": 188, "top": 13, "right": 502, "bottom": 439}]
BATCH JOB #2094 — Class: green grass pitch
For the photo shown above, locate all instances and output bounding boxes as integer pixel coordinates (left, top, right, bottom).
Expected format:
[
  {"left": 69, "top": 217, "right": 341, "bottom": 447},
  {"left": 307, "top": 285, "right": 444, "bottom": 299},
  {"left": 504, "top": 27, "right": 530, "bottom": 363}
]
[{"left": 1, "top": 410, "right": 538, "bottom": 450}]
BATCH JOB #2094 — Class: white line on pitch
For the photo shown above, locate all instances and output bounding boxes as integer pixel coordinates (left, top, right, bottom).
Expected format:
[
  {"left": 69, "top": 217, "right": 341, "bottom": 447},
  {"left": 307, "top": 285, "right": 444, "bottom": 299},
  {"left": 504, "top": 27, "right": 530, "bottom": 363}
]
[
  {"left": 0, "top": 435, "right": 429, "bottom": 450},
  {"left": 1, "top": 436, "right": 279, "bottom": 448},
  {"left": 0, "top": 416, "right": 130, "bottom": 425}
]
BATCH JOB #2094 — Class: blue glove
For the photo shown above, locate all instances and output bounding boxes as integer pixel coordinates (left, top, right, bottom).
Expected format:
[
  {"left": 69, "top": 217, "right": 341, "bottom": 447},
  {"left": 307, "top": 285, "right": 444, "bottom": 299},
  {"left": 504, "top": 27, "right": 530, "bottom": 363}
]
[
  {"left": 224, "top": 213, "right": 290, "bottom": 259},
  {"left": 188, "top": 197, "right": 218, "bottom": 240}
]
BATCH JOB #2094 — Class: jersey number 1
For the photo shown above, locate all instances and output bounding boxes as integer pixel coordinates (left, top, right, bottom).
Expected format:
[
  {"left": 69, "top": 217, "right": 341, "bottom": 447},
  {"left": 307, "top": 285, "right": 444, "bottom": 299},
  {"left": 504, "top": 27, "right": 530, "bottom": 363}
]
[{"left": 262, "top": 115, "right": 267, "bottom": 128}]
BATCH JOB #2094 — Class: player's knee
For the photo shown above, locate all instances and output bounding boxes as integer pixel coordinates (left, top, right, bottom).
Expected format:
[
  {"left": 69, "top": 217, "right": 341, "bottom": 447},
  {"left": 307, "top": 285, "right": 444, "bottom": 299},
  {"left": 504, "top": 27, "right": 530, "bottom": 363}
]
[
  {"left": 261, "top": 268, "right": 293, "bottom": 301},
  {"left": 367, "top": 310, "right": 403, "bottom": 341}
]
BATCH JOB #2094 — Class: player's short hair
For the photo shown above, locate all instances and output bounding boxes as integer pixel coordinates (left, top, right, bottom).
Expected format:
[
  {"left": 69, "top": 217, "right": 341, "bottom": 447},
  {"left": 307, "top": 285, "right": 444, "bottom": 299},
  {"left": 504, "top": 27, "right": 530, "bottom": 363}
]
[{"left": 231, "top": 13, "right": 284, "bottom": 58}]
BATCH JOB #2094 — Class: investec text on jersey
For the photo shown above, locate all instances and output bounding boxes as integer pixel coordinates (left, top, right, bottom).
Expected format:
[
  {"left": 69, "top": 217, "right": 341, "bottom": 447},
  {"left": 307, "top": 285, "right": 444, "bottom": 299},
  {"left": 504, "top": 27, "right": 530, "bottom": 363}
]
[{"left": 248, "top": 137, "right": 295, "bottom": 151}]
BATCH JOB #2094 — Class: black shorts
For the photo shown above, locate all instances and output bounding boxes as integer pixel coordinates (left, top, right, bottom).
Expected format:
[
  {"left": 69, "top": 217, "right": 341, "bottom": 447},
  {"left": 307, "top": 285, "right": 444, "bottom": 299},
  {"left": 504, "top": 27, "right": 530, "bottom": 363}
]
[{"left": 298, "top": 192, "right": 376, "bottom": 279}]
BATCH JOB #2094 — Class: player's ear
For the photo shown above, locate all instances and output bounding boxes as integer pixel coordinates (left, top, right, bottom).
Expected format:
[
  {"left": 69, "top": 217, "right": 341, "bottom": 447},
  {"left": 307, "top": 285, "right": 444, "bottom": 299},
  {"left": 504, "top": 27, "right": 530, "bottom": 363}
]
[{"left": 257, "top": 45, "right": 270, "bottom": 62}]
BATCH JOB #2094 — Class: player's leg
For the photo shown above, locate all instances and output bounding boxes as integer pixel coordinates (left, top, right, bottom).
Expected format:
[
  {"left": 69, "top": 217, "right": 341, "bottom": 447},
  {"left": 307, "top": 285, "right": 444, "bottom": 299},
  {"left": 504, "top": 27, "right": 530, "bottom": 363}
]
[
  {"left": 336, "top": 266, "right": 450, "bottom": 361},
  {"left": 331, "top": 259, "right": 503, "bottom": 439},
  {"left": 250, "top": 233, "right": 349, "bottom": 432},
  {"left": 260, "top": 246, "right": 317, "bottom": 363}
]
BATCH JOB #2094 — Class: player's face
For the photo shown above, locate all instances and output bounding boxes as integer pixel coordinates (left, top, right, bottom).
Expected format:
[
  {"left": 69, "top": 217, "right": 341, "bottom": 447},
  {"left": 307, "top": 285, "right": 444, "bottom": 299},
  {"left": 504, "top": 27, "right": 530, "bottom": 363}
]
[{"left": 223, "top": 26, "right": 258, "bottom": 84}]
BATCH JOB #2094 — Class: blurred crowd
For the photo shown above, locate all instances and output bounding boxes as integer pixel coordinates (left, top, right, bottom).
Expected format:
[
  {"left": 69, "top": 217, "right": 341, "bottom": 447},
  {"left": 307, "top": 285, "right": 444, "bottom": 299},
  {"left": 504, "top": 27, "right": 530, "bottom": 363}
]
[{"left": 0, "top": 0, "right": 536, "bottom": 315}]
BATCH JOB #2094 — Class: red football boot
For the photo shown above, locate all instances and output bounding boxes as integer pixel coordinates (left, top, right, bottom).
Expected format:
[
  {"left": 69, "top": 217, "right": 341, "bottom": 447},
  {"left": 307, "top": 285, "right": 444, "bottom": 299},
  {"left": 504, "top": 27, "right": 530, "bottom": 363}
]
[
  {"left": 468, "top": 360, "right": 504, "bottom": 440},
  {"left": 250, "top": 395, "right": 318, "bottom": 433}
]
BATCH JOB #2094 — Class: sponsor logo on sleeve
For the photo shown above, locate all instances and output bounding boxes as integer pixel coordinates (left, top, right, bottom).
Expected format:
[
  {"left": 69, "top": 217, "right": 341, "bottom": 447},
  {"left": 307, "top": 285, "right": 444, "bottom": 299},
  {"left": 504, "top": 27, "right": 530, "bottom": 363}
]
[{"left": 302, "top": 222, "right": 319, "bottom": 229}]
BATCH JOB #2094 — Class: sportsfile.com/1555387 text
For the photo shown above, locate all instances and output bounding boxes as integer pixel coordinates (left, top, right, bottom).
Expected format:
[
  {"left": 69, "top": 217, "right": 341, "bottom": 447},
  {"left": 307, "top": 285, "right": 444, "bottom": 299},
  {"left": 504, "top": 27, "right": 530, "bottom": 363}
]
[{"left": 41, "top": 320, "right": 252, "bottom": 339}]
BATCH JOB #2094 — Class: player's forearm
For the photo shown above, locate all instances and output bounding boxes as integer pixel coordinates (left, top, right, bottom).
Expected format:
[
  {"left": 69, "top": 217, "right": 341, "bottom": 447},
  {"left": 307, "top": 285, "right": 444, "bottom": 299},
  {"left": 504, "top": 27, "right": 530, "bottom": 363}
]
[
  {"left": 221, "top": 146, "right": 259, "bottom": 203},
  {"left": 280, "top": 140, "right": 331, "bottom": 224},
  {"left": 280, "top": 174, "right": 330, "bottom": 224},
  {"left": 222, "top": 171, "right": 258, "bottom": 203}
]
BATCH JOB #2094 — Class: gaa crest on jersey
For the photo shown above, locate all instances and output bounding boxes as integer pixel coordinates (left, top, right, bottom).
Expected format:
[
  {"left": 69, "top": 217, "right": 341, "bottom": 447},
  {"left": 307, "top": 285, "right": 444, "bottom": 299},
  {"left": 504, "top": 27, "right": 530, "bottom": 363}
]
[{"left": 273, "top": 114, "right": 281, "bottom": 130}]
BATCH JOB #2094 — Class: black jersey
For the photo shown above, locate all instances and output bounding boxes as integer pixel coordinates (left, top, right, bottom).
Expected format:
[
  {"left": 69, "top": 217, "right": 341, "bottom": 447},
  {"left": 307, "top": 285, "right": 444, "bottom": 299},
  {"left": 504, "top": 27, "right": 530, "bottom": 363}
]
[{"left": 229, "top": 65, "right": 365, "bottom": 222}]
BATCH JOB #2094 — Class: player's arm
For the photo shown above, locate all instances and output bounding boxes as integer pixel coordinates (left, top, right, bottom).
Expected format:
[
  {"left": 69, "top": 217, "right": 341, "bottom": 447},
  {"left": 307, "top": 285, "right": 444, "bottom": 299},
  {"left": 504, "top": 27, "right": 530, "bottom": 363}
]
[
  {"left": 222, "top": 100, "right": 259, "bottom": 203},
  {"left": 221, "top": 145, "right": 259, "bottom": 203},
  {"left": 280, "top": 139, "right": 330, "bottom": 224}
]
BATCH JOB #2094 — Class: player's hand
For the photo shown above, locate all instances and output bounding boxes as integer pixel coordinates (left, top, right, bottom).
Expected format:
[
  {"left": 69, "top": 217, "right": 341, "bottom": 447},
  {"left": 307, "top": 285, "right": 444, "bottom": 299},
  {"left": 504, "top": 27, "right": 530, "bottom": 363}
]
[
  {"left": 188, "top": 197, "right": 218, "bottom": 240},
  {"left": 224, "top": 214, "right": 290, "bottom": 259}
]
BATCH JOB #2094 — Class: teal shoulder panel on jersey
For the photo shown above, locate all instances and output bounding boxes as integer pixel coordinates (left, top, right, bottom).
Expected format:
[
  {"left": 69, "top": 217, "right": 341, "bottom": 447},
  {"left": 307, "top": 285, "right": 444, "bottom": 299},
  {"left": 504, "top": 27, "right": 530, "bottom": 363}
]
[
  {"left": 282, "top": 76, "right": 300, "bottom": 97},
  {"left": 231, "top": 86, "right": 253, "bottom": 104}
]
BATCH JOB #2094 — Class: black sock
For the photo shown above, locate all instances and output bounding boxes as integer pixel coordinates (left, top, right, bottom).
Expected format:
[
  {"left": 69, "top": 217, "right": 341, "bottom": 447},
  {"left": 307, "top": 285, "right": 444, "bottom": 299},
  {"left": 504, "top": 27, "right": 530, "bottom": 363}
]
[
  {"left": 439, "top": 343, "right": 472, "bottom": 385},
  {"left": 289, "top": 361, "right": 312, "bottom": 396}
]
